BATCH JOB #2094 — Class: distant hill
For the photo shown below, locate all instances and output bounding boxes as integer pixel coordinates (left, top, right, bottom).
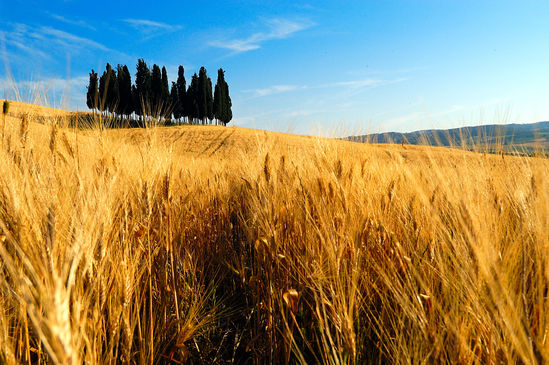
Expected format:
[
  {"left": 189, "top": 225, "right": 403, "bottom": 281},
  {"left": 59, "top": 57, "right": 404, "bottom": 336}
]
[{"left": 349, "top": 121, "right": 549, "bottom": 153}]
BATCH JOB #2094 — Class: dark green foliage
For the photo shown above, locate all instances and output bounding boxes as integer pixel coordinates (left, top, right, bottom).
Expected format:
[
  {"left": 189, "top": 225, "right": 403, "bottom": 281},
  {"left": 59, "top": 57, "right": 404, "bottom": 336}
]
[
  {"left": 131, "top": 85, "right": 138, "bottom": 118},
  {"left": 86, "top": 70, "right": 98, "bottom": 111},
  {"left": 161, "top": 66, "right": 170, "bottom": 117},
  {"left": 206, "top": 76, "right": 214, "bottom": 122},
  {"left": 151, "top": 64, "right": 162, "bottom": 117},
  {"left": 117, "top": 65, "right": 133, "bottom": 117},
  {"left": 134, "top": 59, "right": 151, "bottom": 117},
  {"left": 106, "top": 65, "right": 119, "bottom": 114},
  {"left": 85, "top": 59, "right": 231, "bottom": 126},
  {"left": 98, "top": 66, "right": 108, "bottom": 112},
  {"left": 97, "top": 63, "right": 118, "bottom": 113},
  {"left": 196, "top": 67, "right": 213, "bottom": 124},
  {"left": 213, "top": 68, "right": 232, "bottom": 125},
  {"left": 170, "top": 82, "right": 180, "bottom": 120},
  {"left": 176, "top": 66, "right": 186, "bottom": 121},
  {"left": 187, "top": 73, "right": 199, "bottom": 123}
]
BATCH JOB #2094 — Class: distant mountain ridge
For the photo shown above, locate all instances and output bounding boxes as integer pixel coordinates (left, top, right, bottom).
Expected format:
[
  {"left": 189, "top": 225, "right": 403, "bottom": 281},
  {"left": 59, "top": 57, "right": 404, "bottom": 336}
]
[{"left": 349, "top": 121, "right": 549, "bottom": 152}]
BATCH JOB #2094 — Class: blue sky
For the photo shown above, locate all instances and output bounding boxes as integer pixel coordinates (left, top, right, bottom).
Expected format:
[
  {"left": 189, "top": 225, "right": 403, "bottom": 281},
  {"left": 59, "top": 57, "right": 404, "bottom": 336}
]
[{"left": 1, "top": 0, "right": 548, "bottom": 135}]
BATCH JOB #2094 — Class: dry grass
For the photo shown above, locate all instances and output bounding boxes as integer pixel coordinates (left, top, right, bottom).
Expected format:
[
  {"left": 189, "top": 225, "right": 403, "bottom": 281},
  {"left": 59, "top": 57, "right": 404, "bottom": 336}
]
[{"left": 0, "top": 102, "right": 548, "bottom": 364}]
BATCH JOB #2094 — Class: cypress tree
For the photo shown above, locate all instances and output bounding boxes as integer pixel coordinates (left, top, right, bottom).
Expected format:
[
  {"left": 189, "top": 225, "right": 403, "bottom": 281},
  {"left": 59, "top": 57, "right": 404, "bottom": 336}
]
[
  {"left": 135, "top": 59, "right": 151, "bottom": 119},
  {"left": 187, "top": 73, "right": 199, "bottom": 124},
  {"left": 131, "top": 85, "right": 138, "bottom": 124},
  {"left": 197, "top": 67, "right": 205, "bottom": 123},
  {"left": 213, "top": 68, "right": 232, "bottom": 126},
  {"left": 97, "top": 63, "right": 117, "bottom": 115},
  {"left": 117, "top": 64, "right": 132, "bottom": 118},
  {"left": 151, "top": 64, "right": 162, "bottom": 118},
  {"left": 98, "top": 65, "right": 109, "bottom": 113},
  {"left": 170, "top": 82, "right": 180, "bottom": 122},
  {"left": 125, "top": 65, "right": 134, "bottom": 117},
  {"left": 86, "top": 69, "right": 98, "bottom": 111},
  {"left": 206, "top": 75, "right": 214, "bottom": 123},
  {"left": 176, "top": 66, "right": 186, "bottom": 122},
  {"left": 197, "top": 67, "right": 213, "bottom": 124},
  {"left": 161, "top": 66, "right": 170, "bottom": 117},
  {"left": 213, "top": 69, "right": 223, "bottom": 125},
  {"left": 107, "top": 64, "right": 119, "bottom": 115}
]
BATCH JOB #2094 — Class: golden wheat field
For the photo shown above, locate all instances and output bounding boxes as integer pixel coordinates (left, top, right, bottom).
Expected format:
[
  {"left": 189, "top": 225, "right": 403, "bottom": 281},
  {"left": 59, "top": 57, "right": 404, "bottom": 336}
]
[{"left": 0, "top": 102, "right": 548, "bottom": 364}]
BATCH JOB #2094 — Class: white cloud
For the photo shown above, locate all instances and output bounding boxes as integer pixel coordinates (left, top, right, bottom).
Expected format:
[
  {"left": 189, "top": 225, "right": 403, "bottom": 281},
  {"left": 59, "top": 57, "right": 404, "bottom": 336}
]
[
  {"left": 1, "top": 23, "right": 115, "bottom": 59},
  {"left": 210, "top": 40, "right": 260, "bottom": 53},
  {"left": 286, "top": 109, "right": 322, "bottom": 117},
  {"left": 244, "top": 77, "right": 405, "bottom": 99},
  {"left": 334, "top": 77, "right": 407, "bottom": 89},
  {"left": 48, "top": 13, "right": 96, "bottom": 31},
  {"left": 39, "top": 26, "right": 110, "bottom": 51},
  {"left": 1, "top": 33, "right": 50, "bottom": 60},
  {"left": 335, "top": 79, "right": 385, "bottom": 88},
  {"left": 0, "top": 75, "right": 89, "bottom": 109},
  {"left": 122, "top": 19, "right": 182, "bottom": 39},
  {"left": 209, "top": 18, "right": 314, "bottom": 53},
  {"left": 245, "top": 84, "right": 307, "bottom": 97},
  {"left": 0, "top": 75, "right": 89, "bottom": 94}
]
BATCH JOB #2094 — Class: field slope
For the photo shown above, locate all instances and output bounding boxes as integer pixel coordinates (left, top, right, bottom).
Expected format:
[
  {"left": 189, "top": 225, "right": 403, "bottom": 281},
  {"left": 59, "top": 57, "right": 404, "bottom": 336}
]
[{"left": 0, "top": 102, "right": 548, "bottom": 364}]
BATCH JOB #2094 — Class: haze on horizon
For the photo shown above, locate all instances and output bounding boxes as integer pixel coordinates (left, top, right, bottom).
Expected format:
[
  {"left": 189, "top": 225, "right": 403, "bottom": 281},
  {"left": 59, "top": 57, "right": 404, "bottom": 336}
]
[{"left": 1, "top": 0, "right": 548, "bottom": 135}]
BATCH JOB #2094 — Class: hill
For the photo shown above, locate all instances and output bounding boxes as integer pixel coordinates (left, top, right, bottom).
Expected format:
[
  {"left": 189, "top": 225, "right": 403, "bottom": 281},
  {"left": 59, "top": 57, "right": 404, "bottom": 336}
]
[
  {"left": 349, "top": 121, "right": 549, "bottom": 153},
  {"left": 2, "top": 100, "right": 85, "bottom": 119},
  {"left": 0, "top": 101, "right": 548, "bottom": 363},
  {"left": 2, "top": 101, "right": 468, "bottom": 161}
]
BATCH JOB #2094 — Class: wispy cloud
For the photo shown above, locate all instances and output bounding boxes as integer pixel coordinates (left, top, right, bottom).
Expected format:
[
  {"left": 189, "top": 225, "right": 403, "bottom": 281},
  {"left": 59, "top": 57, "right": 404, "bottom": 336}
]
[
  {"left": 334, "top": 79, "right": 387, "bottom": 88},
  {"left": 1, "top": 24, "right": 48, "bottom": 59},
  {"left": 245, "top": 84, "right": 308, "bottom": 97},
  {"left": 286, "top": 109, "right": 322, "bottom": 117},
  {"left": 244, "top": 77, "right": 406, "bottom": 99},
  {"left": 332, "top": 77, "right": 408, "bottom": 91},
  {"left": 333, "top": 77, "right": 407, "bottom": 99},
  {"left": 1, "top": 75, "right": 89, "bottom": 91},
  {"left": 0, "top": 23, "right": 122, "bottom": 62},
  {"left": 209, "top": 18, "right": 314, "bottom": 53},
  {"left": 1, "top": 33, "right": 50, "bottom": 60},
  {"left": 0, "top": 75, "right": 89, "bottom": 109},
  {"left": 347, "top": 66, "right": 429, "bottom": 77},
  {"left": 39, "top": 26, "right": 110, "bottom": 51},
  {"left": 48, "top": 13, "right": 96, "bottom": 31},
  {"left": 122, "top": 18, "right": 182, "bottom": 39}
]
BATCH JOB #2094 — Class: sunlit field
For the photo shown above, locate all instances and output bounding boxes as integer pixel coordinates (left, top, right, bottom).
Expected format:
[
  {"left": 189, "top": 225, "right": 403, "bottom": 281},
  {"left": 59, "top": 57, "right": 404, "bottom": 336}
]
[{"left": 0, "top": 102, "right": 548, "bottom": 364}]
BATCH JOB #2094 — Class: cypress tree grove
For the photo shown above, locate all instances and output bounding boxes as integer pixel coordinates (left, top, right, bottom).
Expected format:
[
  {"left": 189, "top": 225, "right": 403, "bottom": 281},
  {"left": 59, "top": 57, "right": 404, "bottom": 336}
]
[
  {"left": 85, "top": 59, "right": 231, "bottom": 127},
  {"left": 86, "top": 69, "right": 98, "bottom": 112}
]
